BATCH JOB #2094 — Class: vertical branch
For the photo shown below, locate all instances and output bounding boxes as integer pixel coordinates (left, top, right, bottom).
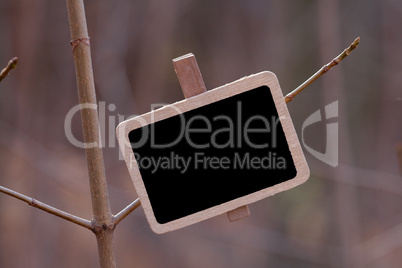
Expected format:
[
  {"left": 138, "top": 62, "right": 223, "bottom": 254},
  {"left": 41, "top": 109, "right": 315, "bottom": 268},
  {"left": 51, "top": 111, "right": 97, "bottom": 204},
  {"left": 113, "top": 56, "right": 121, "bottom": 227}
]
[{"left": 65, "top": 0, "right": 116, "bottom": 267}]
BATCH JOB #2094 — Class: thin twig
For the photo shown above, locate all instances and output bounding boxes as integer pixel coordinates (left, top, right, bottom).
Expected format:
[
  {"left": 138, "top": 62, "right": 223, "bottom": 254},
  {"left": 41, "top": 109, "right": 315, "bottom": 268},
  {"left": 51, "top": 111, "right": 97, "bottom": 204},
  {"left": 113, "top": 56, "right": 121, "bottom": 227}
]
[
  {"left": 0, "top": 57, "right": 18, "bottom": 83},
  {"left": 113, "top": 198, "right": 141, "bottom": 226},
  {"left": 285, "top": 37, "right": 360, "bottom": 103},
  {"left": 0, "top": 185, "right": 92, "bottom": 230}
]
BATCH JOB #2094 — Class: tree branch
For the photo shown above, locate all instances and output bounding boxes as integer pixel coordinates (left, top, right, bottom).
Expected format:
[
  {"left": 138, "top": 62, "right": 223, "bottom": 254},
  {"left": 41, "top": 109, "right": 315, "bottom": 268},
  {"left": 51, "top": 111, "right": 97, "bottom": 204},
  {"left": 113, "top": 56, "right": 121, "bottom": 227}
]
[
  {"left": 0, "top": 57, "right": 18, "bottom": 83},
  {"left": 0, "top": 185, "right": 92, "bottom": 230},
  {"left": 65, "top": 0, "right": 116, "bottom": 267},
  {"left": 113, "top": 198, "right": 141, "bottom": 226},
  {"left": 285, "top": 37, "right": 360, "bottom": 103},
  {"left": 66, "top": 0, "right": 112, "bottom": 227}
]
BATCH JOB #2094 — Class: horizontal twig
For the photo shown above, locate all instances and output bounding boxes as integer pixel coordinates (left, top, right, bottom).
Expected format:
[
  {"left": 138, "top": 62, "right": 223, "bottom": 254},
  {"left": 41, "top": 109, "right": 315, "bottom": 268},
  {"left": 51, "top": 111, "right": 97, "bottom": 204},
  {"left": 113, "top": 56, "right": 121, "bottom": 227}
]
[
  {"left": 113, "top": 198, "right": 141, "bottom": 226},
  {"left": 0, "top": 57, "right": 18, "bottom": 83},
  {"left": 0, "top": 185, "right": 92, "bottom": 230},
  {"left": 285, "top": 37, "right": 360, "bottom": 103}
]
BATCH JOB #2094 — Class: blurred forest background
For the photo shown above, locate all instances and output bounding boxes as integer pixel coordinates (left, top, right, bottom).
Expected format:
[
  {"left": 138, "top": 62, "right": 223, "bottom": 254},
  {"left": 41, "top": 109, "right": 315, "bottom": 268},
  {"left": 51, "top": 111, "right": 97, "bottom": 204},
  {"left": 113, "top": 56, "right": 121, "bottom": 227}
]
[{"left": 0, "top": 0, "right": 401, "bottom": 267}]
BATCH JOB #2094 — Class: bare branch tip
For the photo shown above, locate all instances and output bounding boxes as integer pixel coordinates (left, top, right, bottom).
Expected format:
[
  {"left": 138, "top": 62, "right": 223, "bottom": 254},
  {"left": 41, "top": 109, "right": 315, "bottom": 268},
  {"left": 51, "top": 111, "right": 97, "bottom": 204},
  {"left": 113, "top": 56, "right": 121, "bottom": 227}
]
[
  {"left": 10, "top": 57, "right": 18, "bottom": 69},
  {"left": 0, "top": 56, "right": 19, "bottom": 83},
  {"left": 355, "top": 36, "right": 361, "bottom": 44},
  {"left": 351, "top": 37, "right": 360, "bottom": 49}
]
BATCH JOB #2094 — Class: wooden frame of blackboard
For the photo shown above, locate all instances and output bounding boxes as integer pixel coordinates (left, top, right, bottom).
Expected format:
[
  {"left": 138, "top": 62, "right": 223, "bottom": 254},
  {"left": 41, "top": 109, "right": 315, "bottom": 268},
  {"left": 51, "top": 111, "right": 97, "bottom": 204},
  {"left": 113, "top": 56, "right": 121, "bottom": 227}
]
[{"left": 116, "top": 71, "right": 309, "bottom": 234}]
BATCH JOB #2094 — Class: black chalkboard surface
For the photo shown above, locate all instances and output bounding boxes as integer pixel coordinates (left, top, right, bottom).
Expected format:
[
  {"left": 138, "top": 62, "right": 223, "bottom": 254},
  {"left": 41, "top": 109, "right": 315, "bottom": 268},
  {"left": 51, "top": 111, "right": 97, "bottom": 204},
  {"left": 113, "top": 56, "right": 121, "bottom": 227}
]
[{"left": 117, "top": 72, "right": 309, "bottom": 233}]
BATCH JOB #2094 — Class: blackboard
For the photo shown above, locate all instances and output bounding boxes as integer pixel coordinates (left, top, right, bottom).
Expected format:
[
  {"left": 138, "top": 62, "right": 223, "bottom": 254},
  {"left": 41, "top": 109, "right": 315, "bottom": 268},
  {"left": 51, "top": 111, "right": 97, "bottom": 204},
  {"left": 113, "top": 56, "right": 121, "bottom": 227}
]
[{"left": 117, "top": 72, "right": 309, "bottom": 234}]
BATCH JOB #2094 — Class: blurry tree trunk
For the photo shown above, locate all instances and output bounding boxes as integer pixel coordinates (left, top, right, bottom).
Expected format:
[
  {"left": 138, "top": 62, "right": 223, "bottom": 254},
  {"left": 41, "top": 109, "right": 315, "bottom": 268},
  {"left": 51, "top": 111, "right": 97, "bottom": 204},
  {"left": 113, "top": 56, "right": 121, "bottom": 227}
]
[
  {"left": 378, "top": 0, "right": 402, "bottom": 173},
  {"left": 6, "top": 2, "right": 47, "bottom": 266},
  {"left": 318, "top": 0, "right": 361, "bottom": 267},
  {"left": 11, "top": 1, "right": 45, "bottom": 134},
  {"left": 93, "top": 0, "right": 135, "bottom": 116},
  {"left": 130, "top": 0, "right": 180, "bottom": 113}
]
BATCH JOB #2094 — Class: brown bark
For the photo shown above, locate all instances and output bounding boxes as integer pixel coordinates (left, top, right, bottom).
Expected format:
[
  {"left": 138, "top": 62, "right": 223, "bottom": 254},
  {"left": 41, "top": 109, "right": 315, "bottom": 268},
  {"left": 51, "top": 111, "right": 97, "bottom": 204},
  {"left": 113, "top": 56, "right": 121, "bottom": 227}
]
[{"left": 65, "top": 0, "right": 116, "bottom": 267}]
